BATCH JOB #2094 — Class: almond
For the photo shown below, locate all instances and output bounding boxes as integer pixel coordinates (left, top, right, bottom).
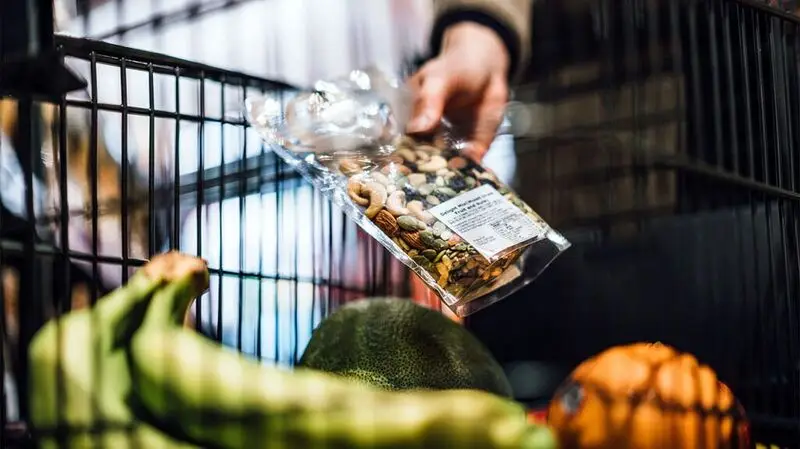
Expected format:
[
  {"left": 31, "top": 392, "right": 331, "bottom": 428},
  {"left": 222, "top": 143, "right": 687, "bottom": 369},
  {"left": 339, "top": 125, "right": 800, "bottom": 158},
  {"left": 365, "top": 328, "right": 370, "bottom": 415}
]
[
  {"left": 374, "top": 209, "right": 399, "bottom": 236},
  {"left": 400, "top": 231, "right": 427, "bottom": 251}
]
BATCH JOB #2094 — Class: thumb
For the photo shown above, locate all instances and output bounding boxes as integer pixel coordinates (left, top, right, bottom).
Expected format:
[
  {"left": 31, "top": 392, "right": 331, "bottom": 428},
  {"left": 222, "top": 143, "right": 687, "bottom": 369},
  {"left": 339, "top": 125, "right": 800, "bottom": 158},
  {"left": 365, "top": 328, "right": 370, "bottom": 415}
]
[{"left": 407, "top": 72, "right": 453, "bottom": 134}]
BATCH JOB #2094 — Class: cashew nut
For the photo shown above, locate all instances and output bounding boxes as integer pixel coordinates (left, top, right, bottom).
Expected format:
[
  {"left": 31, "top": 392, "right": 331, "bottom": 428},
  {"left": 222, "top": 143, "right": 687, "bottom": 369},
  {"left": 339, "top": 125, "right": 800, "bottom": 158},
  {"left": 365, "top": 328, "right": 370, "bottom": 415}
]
[
  {"left": 415, "top": 150, "right": 431, "bottom": 162},
  {"left": 339, "top": 159, "right": 363, "bottom": 175},
  {"left": 386, "top": 190, "right": 410, "bottom": 217},
  {"left": 394, "top": 148, "right": 417, "bottom": 162},
  {"left": 347, "top": 177, "right": 370, "bottom": 206},
  {"left": 407, "top": 200, "right": 435, "bottom": 224},
  {"left": 417, "top": 155, "right": 448, "bottom": 172},
  {"left": 394, "top": 135, "right": 417, "bottom": 149},
  {"left": 370, "top": 171, "right": 391, "bottom": 186},
  {"left": 363, "top": 181, "right": 388, "bottom": 219}
]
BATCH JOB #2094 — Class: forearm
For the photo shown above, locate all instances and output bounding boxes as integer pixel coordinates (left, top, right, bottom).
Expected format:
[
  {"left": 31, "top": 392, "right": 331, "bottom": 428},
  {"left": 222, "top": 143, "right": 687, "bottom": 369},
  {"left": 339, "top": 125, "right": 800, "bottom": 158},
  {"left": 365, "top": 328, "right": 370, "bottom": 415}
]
[{"left": 430, "top": 0, "right": 534, "bottom": 83}]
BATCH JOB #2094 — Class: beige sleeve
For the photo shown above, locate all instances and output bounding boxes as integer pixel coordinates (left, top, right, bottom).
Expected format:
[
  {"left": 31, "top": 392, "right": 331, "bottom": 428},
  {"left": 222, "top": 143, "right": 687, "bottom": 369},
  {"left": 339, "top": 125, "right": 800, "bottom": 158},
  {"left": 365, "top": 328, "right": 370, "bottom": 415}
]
[{"left": 432, "top": 0, "right": 534, "bottom": 81}]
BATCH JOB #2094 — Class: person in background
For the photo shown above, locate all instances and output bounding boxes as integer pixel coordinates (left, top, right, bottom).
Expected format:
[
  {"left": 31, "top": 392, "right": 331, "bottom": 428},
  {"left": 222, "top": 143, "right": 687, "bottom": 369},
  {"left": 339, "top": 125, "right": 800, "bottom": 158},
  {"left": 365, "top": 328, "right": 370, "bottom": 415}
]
[{"left": 408, "top": 0, "right": 533, "bottom": 161}]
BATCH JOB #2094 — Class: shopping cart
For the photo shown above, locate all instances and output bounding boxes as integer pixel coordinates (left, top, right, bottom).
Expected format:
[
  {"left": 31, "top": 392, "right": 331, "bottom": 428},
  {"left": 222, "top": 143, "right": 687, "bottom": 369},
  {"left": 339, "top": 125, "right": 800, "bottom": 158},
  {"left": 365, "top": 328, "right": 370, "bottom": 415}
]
[{"left": 2, "top": 0, "right": 800, "bottom": 447}]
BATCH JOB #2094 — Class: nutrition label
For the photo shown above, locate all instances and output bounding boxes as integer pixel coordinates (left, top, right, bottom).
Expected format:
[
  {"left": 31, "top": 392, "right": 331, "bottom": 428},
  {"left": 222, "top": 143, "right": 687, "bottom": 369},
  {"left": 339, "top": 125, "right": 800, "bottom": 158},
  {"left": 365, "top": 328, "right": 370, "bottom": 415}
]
[{"left": 428, "top": 184, "right": 544, "bottom": 260}]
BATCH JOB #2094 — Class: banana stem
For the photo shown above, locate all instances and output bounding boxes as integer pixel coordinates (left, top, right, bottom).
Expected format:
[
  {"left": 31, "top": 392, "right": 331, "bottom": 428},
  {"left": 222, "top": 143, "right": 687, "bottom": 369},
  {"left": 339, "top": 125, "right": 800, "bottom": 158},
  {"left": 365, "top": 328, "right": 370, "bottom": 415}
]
[
  {"left": 138, "top": 253, "right": 209, "bottom": 329},
  {"left": 141, "top": 277, "right": 202, "bottom": 329}
]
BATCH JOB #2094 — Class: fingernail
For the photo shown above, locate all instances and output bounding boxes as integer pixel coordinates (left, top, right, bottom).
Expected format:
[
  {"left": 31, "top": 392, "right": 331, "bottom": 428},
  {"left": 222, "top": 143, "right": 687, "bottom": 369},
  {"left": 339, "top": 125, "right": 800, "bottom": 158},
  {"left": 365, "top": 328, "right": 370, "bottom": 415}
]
[{"left": 407, "top": 114, "right": 432, "bottom": 133}]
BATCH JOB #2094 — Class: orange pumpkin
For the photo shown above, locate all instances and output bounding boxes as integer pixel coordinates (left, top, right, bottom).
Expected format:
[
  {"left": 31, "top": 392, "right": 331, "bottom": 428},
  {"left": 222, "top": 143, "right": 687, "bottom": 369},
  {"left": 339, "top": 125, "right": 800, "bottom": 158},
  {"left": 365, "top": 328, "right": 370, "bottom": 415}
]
[{"left": 548, "top": 342, "right": 749, "bottom": 449}]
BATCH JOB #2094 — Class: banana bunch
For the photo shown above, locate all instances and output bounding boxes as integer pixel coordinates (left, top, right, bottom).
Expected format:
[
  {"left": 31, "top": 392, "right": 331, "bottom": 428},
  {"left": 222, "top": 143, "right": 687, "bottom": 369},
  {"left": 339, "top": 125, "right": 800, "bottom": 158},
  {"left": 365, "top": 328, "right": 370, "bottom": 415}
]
[
  {"left": 30, "top": 251, "right": 557, "bottom": 449},
  {"left": 28, "top": 252, "right": 203, "bottom": 448}
]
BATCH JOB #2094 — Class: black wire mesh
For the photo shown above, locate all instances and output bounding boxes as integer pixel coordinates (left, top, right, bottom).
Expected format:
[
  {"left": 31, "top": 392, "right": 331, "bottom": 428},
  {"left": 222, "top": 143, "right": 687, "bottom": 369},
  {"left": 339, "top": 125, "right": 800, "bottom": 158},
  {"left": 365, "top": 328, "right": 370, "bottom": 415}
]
[
  {"left": 0, "top": 31, "right": 409, "bottom": 446},
  {"left": 2, "top": 0, "right": 800, "bottom": 447}
]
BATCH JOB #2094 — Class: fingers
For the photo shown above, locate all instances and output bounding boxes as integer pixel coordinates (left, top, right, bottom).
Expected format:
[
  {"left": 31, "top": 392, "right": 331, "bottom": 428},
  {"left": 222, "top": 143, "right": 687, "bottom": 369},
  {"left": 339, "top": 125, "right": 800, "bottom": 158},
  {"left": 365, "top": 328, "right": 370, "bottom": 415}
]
[
  {"left": 463, "top": 108, "right": 503, "bottom": 162},
  {"left": 406, "top": 64, "right": 508, "bottom": 163},
  {"left": 463, "top": 80, "right": 508, "bottom": 162},
  {"left": 407, "top": 66, "right": 454, "bottom": 134}
]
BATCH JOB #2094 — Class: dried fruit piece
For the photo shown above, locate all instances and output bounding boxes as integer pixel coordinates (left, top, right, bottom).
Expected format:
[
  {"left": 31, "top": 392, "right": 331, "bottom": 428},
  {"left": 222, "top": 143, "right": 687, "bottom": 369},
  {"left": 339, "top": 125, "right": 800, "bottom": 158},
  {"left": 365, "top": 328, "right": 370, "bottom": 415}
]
[
  {"left": 381, "top": 163, "right": 411, "bottom": 176},
  {"left": 447, "top": 235, "right": 463, "bottom": 246},
  {"left": 448, "top": 156, "right": 468, "bottom": 170},
  {"left": 442, "top": 255, "right": 452, "bottom": 270}
]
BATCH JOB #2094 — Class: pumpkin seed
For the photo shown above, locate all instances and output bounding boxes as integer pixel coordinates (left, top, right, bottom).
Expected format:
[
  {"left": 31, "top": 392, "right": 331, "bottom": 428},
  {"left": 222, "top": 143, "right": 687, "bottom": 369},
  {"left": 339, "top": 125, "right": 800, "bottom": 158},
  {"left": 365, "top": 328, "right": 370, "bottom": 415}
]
[
  {"left": 397, "top": 215, "right": 422, "bottom": 231},
  {"left": 436, "top": 187, "right": 457, "bottom": 197},
  {"left": 419, "top": 230, "right": 437, "bottom": 247},
  {"left": 422, "top": 249, "right": 437, "bottom": 261}
]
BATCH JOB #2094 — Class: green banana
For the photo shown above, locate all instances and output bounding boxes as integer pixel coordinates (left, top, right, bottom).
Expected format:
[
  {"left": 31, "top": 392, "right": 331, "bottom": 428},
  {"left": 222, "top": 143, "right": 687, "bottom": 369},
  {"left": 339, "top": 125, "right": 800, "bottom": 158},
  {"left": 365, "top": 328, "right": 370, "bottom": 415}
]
[
  {"left": 128, "top": 259, "right": 557, "bottom": 449},
  {"left": 28, "top": 252, "right": 204, "bottom": 449}
]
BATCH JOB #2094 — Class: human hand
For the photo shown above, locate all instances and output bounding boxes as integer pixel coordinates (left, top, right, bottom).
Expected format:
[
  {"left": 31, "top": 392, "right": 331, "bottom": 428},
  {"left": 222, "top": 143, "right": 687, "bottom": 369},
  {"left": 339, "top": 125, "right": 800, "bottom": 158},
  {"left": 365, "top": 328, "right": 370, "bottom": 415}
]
[{"left": 407, "top": 22, "right": 511, "bottom": 161}]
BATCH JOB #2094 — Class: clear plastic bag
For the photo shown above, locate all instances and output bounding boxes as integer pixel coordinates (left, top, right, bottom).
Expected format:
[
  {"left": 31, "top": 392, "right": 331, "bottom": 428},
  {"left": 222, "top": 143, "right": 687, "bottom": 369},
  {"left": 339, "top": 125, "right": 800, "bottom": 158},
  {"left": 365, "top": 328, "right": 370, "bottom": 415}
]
[{"left": 245, "top": 67, "right": 570, "bottom": 316}]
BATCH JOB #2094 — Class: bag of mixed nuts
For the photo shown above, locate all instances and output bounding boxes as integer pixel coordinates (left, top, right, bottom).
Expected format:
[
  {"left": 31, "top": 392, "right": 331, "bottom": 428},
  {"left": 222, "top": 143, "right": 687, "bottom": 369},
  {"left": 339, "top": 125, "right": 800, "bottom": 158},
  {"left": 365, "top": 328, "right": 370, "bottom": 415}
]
[{"left": 245, "top": 67, "right": 570, "bottom": 316}]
